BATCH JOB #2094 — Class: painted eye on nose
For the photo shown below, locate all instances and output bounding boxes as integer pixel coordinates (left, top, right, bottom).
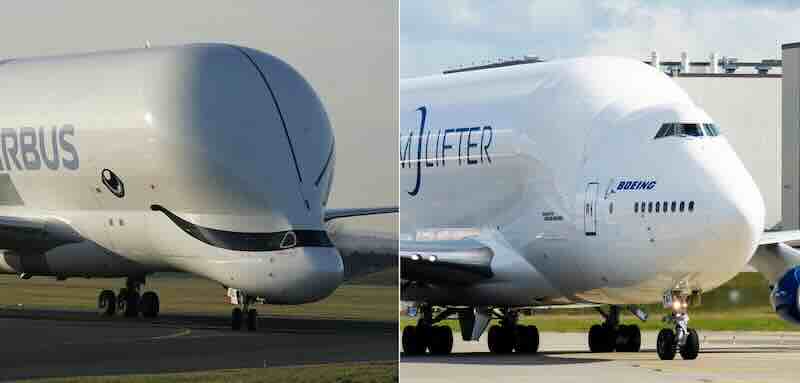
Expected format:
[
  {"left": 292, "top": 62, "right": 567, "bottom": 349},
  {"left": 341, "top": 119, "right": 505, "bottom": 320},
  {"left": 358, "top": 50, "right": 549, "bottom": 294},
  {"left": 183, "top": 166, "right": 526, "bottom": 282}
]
[{"left": 101, "top": 169, "right": 125, "bottom": 198}]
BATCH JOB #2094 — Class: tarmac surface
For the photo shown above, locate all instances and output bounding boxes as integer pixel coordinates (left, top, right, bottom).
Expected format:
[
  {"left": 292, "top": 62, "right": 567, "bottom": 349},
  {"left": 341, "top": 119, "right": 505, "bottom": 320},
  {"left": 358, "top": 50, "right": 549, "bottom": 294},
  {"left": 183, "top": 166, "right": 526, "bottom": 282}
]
[
  {"left": 401, "top": 331, "right": 800, "bottom": 383},
  {"left": 0, "top": 308, "right": 396, "bottom": 381}
]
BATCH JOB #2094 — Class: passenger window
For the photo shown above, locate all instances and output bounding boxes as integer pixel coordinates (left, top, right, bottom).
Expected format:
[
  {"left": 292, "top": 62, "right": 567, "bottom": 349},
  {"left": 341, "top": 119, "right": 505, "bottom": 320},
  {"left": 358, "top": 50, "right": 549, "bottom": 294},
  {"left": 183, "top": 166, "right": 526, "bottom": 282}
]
[
  {"left": 688, "top": 201, "right": 695, "bottom": 212},
  {"left": 671, "top": 201, "right": 676, "bottom": 212},
  {"left": 609, "top": 202, "right": 614, "bottom": 215},
  {"left": 648, "top": 202, "right": 653, "bottom": 213},
  {"left": 634, "top": 202, "right": 639, "bottom": 213},
  {"left": 663, "top": 201, "right": 668, "bottom": 214},
  {"left": 655, "top": 202, "right": 660, "bottom": 212},
  {"left": 679, "top": 201, "right": 685, "bottom": 212}
]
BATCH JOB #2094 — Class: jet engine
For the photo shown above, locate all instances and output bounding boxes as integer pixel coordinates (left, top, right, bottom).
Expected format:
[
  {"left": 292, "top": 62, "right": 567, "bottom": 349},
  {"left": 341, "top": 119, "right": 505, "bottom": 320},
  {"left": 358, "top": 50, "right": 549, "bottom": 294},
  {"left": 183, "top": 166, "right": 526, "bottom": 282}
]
[{"left": 771, "top": 266, "right": 800, "bottom": 324}]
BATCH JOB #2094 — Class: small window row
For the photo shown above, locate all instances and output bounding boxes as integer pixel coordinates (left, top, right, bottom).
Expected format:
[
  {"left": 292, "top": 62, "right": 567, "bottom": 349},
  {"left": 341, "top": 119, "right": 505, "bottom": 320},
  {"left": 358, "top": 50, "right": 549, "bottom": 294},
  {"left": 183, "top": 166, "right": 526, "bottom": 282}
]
[
  {"left": 654, "top": 123, "right": 720, "bottom": 139},
  {"left": 634, "top": 200, "right": 694, "bottom": 214}
]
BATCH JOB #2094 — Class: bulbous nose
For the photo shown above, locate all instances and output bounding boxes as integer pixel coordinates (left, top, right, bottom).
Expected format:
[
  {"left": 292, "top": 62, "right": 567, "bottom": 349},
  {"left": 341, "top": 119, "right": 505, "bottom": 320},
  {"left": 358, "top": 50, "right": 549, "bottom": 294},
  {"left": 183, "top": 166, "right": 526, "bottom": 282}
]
[
  {"left": 289, "top": 247, "right": 345, "bottom": 303},
  {"left": 704, "top": 148, "right": 764, "bottom": 268}
]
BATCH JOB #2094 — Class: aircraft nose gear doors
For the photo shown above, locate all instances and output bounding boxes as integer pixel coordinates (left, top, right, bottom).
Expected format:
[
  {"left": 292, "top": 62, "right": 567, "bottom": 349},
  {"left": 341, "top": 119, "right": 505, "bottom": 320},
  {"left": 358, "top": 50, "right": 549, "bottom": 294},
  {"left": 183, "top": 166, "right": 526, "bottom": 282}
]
[
  {"left": 584, "top": 182, "right": 599, "bottom": 236},
  {"left": 657, "top": 293, "right": 700, "bottom": 360}
]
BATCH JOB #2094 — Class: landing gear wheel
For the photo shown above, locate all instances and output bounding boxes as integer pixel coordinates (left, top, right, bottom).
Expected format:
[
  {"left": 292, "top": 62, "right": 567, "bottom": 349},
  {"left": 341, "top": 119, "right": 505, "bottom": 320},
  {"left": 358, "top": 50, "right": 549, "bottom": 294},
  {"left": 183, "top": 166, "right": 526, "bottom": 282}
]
[
  {"left": 487, "top": 325, "right": 513, "bottom": 354},
  {"left": 231, "top": 308, "right": 243, "bottom": 330},
  {"left": 428, "top": 326, "right": 454, "bottom": 355},
  {"left": 657, "top": 328, "right": 677, "bottom": 360},
  {"left": 246, "top": 308, "right": 258, "bottom": 331},
  {"left": 515, "top": 325, "right": 540, "bottom": 353},
  {"left": 98, "top": 290, "right": 116, "bottom": 317},
  {"left": 402, "top": 325, "right": 427, "bottom": 355},
  {"left": 616, "top": 325, "right": 641, "bottom": 352},
  {"left": 589, "top": 324, "right": 614, "bottom": 352},
  {"left": 140, "top": 291, "right": 160, "bottom": 318},
  {"left": 679, "top": 328, "right": 700, "bottom": 360},
  {"left": 124, "top": 291, "right": 140, "bottom": 317}
]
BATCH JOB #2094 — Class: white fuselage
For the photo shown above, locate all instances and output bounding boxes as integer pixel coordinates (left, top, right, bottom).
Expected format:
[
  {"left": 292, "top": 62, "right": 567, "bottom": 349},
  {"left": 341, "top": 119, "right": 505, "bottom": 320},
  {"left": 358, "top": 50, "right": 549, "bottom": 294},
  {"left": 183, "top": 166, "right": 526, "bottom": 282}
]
[
  {"left": 0, "top": 44, "right": 343, "bottom": 304},
  {"left": 400, "top": 57, "right": 764, "bottom": 306}
]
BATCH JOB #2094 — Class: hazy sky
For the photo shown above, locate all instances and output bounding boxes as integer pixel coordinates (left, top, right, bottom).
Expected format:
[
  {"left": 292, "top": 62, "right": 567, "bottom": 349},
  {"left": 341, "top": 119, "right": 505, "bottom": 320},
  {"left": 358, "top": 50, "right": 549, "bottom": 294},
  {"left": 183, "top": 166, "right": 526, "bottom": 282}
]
[
  {"left": 0, "top": 1, "right": 397, "bottom": 232},
  {"left": 401, "top": 0, "right": 800, "bottom": 77}
]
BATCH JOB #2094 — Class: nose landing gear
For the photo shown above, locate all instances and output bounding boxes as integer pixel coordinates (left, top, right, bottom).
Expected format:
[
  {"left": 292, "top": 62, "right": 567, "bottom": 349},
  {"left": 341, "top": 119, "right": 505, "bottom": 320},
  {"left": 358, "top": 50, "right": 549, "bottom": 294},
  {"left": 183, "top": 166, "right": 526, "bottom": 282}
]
[
  {"left": 657, "top": 294, "right": 700, "bottom": 360},
  {"left": 228, "top": 288, "right": 258, "bottom": 331}
]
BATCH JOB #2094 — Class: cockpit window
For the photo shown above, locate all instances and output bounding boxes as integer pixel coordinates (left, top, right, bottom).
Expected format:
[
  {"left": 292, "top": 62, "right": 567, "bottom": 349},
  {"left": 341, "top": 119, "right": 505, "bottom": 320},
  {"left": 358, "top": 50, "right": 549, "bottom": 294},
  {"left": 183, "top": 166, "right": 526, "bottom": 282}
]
[
  {"left": 702, "top": 123, "right": 720, "bottom": 136},
  {"left": 655, "top": 122, "right": 717, "bottom": 139},
  {"left": 679, "top": 124, "right": 703, "bottom": 137}
]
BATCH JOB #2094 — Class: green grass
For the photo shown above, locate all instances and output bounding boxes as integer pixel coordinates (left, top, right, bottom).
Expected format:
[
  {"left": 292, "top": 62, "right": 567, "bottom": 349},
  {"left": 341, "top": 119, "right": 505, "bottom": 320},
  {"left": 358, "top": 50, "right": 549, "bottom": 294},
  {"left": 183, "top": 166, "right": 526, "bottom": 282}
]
[
  {"left": 21, "top": 362, "right": 397, "bottom": 383},
  {"left": 402, "top": 272, "right": 800, "bottom": 332},
  {"left": 0, "top": 269, "right": 397, "bottom": 322}
]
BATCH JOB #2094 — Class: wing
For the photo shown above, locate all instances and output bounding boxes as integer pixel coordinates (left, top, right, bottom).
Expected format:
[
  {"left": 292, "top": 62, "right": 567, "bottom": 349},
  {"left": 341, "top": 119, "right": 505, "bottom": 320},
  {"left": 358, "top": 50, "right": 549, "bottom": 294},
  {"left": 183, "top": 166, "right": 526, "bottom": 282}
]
[
  {"left": 324, "top": 207, "right": 397, "bottom": 222},
  {"left": 328, "top": 228, "right": 397, "bottom": 281},
  {"left": 760, "top": 230, "right": 800, "bottom": 245},
  {"left": 0, "top": 216, "right": 83, "bottom": 252},
  {"left": 323, "top": 206, "right": 398, "bottom": 281},
  {"left": 400, "top": 238, "right": 494, "bottom": 285},
  {"left": 749, "top": 230, "right": 800, "bottom": 283}
]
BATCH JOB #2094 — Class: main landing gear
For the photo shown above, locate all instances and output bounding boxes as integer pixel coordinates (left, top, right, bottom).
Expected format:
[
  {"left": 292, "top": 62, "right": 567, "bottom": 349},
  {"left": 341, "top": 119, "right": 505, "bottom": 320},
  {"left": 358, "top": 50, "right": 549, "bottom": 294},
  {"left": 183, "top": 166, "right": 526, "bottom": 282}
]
[
  {"left": 486, "top": 309, "right": 539, "bottom": 355},
  {"left": 402, "top": 305, "right": 539, "bottom": 356},
  {"left": 402, "top": 304, "right": 455, "bottom": 355},
  {"left": 97, "top": 276, "right": 160, "bottom": 318},
  {"left": 588, "top": 306, "right": 642, "bottom": 353},
  {"left": 656, "top": 294, "right": 700, "bottom": 360},
  {"left": 228, "top": 288, "right": 258, "bottom": 332}
]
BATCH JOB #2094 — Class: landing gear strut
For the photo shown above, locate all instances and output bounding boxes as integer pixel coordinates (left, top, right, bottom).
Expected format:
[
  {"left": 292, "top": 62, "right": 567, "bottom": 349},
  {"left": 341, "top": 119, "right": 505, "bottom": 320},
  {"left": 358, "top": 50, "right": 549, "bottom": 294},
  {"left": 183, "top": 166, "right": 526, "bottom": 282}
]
[
  {"left": 657, "top": 294, "right": 699, "bottom": 360},
  {"left": 229, "top": 288, "right": 258, "bottom": 332},
  {"left": 96, "top": 276, "right": 159, "bottom": 318},
  {"left": 588, "top": 306, "right": 641, "bottom": 353}
]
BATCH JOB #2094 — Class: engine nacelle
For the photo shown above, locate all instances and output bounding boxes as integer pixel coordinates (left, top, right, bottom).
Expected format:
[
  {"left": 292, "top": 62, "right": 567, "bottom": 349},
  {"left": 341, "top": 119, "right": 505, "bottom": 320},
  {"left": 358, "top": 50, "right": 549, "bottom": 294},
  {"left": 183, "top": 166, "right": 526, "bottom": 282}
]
[{"left": 771, "top": 266, "right": 800, "bottom": 324}]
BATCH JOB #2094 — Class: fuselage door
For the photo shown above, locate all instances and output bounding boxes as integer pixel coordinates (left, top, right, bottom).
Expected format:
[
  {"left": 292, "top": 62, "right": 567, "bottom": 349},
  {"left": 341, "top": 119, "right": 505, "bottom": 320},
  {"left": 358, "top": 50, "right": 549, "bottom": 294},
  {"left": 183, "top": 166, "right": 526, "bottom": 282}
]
[{"left": 584, "top": 182, "right": 599, "bottom": 236}]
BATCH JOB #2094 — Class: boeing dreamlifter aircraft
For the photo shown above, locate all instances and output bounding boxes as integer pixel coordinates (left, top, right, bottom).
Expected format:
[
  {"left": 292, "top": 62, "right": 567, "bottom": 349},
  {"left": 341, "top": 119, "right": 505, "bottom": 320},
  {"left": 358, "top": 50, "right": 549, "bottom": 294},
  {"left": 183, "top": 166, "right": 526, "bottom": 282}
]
[
  {"left": 400, "top": 56, "right": 800, "bottom": 360},
  {"left": 0, "top": 44, "right": 396, "bottom": 331}
]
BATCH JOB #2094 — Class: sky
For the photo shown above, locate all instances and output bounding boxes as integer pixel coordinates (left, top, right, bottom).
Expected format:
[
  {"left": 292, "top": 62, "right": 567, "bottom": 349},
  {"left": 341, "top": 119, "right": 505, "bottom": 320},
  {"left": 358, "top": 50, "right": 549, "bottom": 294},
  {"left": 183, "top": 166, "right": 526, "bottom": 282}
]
[
  {"left": 401, "top": 0, "right": 800, "bottom": 78},
  {"left": 0, "top": 1, "right": 397, "bottom": 232}
]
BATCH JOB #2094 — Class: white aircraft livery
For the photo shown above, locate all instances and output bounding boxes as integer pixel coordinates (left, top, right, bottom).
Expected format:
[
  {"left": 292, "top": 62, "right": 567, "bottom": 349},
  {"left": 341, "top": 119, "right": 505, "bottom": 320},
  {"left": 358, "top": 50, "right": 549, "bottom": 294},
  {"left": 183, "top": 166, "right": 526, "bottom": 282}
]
[
  {"left": 0, "top": 43, "right": 396, "bottom": 330},
  {"left": 399, "top": 56, "right": 800, "bottom": 360}
]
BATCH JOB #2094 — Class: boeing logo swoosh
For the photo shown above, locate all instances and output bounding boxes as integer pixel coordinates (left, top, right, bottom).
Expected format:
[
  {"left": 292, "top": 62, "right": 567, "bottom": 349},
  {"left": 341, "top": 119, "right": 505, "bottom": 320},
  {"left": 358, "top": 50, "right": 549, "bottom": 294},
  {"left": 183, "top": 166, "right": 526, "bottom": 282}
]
[{"left": 400, "top": 106, "right": 493, "bottom": 197}]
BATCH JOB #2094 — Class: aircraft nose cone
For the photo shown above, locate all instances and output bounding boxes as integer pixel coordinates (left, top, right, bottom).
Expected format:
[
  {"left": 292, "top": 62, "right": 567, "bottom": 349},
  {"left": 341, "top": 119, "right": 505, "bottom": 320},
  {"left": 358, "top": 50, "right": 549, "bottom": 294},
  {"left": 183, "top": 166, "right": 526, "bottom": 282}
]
[{"left": 711, "top": 169, "right": 764, "bottom": 267}]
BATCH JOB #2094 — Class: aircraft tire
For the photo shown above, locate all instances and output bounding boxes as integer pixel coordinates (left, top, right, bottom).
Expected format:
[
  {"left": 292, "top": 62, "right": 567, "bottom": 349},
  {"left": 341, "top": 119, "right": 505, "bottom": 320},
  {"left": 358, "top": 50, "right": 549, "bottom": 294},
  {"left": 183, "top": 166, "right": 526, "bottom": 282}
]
[
  {"left": 428, "top": 326, "right": 453, "bottom": 355},
  {"left": 679, "top": 328, "right": 699, "bottom": 360},
  {"left": 232, "top": 308, "right": 243, "bottom": 330},
  {"left": 616, "top": 325, "right": 641, "bottom": 352},
  {"left": 140, "top": 291, "right": 159, "bottom": 318},
  {"left": 657, "top": 328, "right": 677, "bottom": 360},
  {"left": 589, "top": 324, "right": 614, "bottom": 352},
  {"left": 487, "top": 325, "right": 513, "bottom": 354},
  {"left": 98, "top": 290, "right": 116, "bottom": 317},
  {"left": 402, "top": 325, "right": 426, "bottom": 355},
  {"left": 515, "top": 325, "right": 539, "bottom": 353},
  {"left": 246, "top": 308, "right": 258, "bottom": 331},
  {"left": 123, "top": 291, "right": 140, "bottom": 318}
]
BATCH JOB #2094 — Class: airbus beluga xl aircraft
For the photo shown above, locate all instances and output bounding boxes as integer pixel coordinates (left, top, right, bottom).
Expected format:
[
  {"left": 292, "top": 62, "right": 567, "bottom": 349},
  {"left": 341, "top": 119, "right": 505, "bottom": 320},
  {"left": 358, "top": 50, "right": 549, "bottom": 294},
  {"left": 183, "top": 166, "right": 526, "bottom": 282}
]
[
  {"left": 0, "top": 44, "right": 396, "bottom": 331},
  {"left": 400, "top": 56, "right": 800, "bottom": 360}
]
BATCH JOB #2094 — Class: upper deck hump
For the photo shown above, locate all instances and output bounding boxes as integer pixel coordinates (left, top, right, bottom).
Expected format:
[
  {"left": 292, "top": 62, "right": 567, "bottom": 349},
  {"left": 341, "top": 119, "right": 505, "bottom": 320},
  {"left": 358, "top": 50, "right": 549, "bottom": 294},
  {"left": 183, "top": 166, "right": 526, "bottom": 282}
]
[{"left": 401, "top": 56, "right": 694, "bottom": 116}]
